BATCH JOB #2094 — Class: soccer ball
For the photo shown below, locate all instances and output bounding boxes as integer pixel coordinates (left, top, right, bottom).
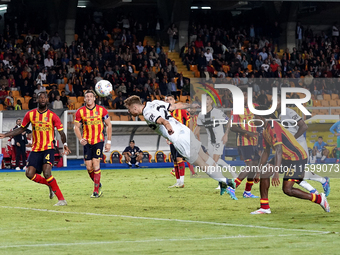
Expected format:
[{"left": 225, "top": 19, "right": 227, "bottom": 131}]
[{"left": 95, "top": 80, "right": 113, "bottom": 97}]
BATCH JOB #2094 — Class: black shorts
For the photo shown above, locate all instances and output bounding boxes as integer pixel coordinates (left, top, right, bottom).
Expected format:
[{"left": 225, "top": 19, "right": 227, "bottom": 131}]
[
  {"left": 84, "top": 142, "right": 104, "bottom": 161},
  {"left": 267, "top": 158, "right": 307, "bottom": 182},
  {"left": 27, "top": 149, "right": 55, "bottom": 174},
  {"left": 238, "top": 146, "right": 258, "bottom": 162},
  {"left": 170, "top": 144, "right": 183, "bottom": 160}
]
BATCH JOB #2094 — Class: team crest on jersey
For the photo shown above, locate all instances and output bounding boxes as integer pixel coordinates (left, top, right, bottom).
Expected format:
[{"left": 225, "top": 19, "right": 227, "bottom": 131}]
[
  {"left": 44, "top": 117, "right": 48, "bottom": 121},
  {"left": 95, "top": 111, "right": 98, "bottom": 115}
]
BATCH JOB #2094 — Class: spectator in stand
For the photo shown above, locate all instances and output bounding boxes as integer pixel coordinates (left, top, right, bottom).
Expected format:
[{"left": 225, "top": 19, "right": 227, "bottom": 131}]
[
  {"left": 60, "top": 91, "right": 68, "bottom": 107},
  {"left": 259, "top": 48, "right": 268, "bottom": 61},
  {"left": 4, "top": 91, "right": 14, "bottom": 110},
  {"left": 50, "top": 32, "right": 62, "bottom": 49},
  {"left": 14, "top": 100, "right": 22, "bottom": 110},
  {"left": 195, "top": 37, "right": 204, "bottom": 50},
  {"left": 28, "top": 93, "right": 38, "bottom": 109},
  {"left": 0, "top": 85, "right": 7, "bottom": 104},
  {"left": 38, "top": 69, "right": 47, "bottom": 84},
  {"left": 167, "top": 78, "right": 179, "bottom": 100},
  {"left": 8, "top": 74, "right": 15, "bottom": 88},
  {"left": 167, "top": 24, "right": 178, "bottom": 52},
  {"left": 204, "top": 49, "right": 213, "bottom": 63},
  {"left": 53, "top": 95, "right": 64, "bottom": 109},
  {"left": 296, "top": 22, "right": 304, "bottom": 50},
  {"left": 34, "top": 84, "right": 46, "bottom": 95}
]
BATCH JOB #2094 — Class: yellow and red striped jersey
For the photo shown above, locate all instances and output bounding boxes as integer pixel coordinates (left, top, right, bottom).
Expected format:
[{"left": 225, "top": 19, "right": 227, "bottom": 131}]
[
  {"left": 190, "top": 114, "right": 198, "bottom": 131},
  {"left": 21, "top": 109, "right": 63, "bottom": 152},
  {"left": 170, "top": 109, "right": 190, "bottom": 127},
  {"left": 232, "top": 106, "right": 258, "bottom": 146},
  {"left": 263, "top": 120, "right": 307, "bottom": 161},
  {"left": 74, "top": 104, "right": 109, "bottom": 145}
]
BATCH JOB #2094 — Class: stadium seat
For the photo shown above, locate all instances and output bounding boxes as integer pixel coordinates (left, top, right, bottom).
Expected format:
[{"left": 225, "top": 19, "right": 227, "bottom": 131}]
[
  {"left": 74, "top": 102, "right": 83, "bottom": 109},
  {"left": 74, "top": 34, "right": 78, "bottom": 41},
  {"left": 331, "top": 109, "right": 339, "bottom": 115},
  {"left": 59, "top": 84, "right": 66, "bottom": 90},
  {"left": 330, "top": 100, "right": 337, "bottom": 107},
  {"left": 15, "top": 97, "right": 24, "bottom": 104},
  {"left": 321, "top": 100, "right": 329, "bottom": 107},
  {"left": 247, "top": 64, "right": 252, "bottom": 71},
  {"left": 332, "top": 94, "right": 339, "bottom": 100},
  {"left": 139, "top": 116, "right": 145, "bottom": 121},
  {"left": 323, "top": 94, "right": 331, "bottom": 101},
  {"left": 77, "top": 96, "right": 84, "bottom": 103},
  {"left": 319, "top": 109, "right": 329, "bottom": 115},
  {"left": 313, "top": 100, "right": 321, "bottom": 107},
  {"left": 68, "top": 96, "right": 77, "bottom": 103},
  {"left": 22, "top": 103, "right": 29, "bottom": 110},
  {"left": 12, "top": 91, "right": 19, "bottom": 97},
  {"left": 0, "top": 104, "right": 3, "bottom": 111},
  {"left": 24, "top": 96, "right": 31, "bottom": 103},
  {"left": 120, "top": 115, "right": 130, "bottom": 121}
]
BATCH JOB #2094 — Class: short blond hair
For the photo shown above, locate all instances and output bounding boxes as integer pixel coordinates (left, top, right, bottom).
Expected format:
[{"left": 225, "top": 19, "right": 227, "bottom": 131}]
[{"left": 124, "top": 95, "right": 142, "bottom": 107}]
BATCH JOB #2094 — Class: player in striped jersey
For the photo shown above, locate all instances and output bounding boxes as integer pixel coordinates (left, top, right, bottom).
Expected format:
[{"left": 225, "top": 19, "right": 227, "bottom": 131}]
[
  {"left": 74, "top": 90, "right": 112, "bottom": 198},
  {"left": 251, "top": 105, "right": 330, "bottom": 214},
  {"left": 166, "top": 95, "right": 195, "bottom": 188},
  {"left": 0, "top": 92, "right": 71, "bottom": 206},
  {"left": 228, "top": 89, "right": 259, "bottom": 199}
]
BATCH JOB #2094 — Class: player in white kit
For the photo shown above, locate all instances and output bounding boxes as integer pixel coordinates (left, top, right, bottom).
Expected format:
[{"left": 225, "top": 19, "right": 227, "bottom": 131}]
[
  {"left": 268, "top": 96, "right": 330, "bottom": 196},
  {"left": 124, "top": 95, "right": 236, "bottom": 192},
  {"left": 195, "top": 95, "right": 238, "bottom": 189}
]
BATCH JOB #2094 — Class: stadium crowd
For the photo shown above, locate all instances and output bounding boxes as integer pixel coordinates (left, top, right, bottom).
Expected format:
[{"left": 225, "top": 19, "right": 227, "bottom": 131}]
[
  {"left": 183, "top": 19, "right": 340, "bottom": 108},
  {"left": 0, "top": 13, "right": 191, "bottom": 112},
  {"left": 0, "top": 11, "right": 340, "bottom": 112}
]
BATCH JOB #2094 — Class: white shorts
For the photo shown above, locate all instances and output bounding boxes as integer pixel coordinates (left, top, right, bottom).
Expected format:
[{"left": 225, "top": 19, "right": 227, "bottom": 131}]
[
  {"left": 208, "top": 142, "right": 224, "bottom": 156},
  {"left": 172, "top": 126, "right": 201, "bottom": 164},
  {"left": 316, "top": 152, "right": 322, "bottom": 158}
]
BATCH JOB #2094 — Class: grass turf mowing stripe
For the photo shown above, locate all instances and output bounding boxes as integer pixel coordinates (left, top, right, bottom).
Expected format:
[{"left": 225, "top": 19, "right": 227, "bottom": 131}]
[
  {"left": 0, "top": 233, "right": 324, "bottom": 249},
  {"left": 1, "top": 206, "right": 335, "bottom": 235}
]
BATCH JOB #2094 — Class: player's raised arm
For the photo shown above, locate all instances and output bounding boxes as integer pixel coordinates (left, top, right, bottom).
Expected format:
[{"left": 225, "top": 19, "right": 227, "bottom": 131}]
[
  {"left": 169, "top": 102, "right": 199, "bottom": 112},
  {"left": 0, "top": 126, "right": 27, "bottom": 139},
  {"left": 104, "top": 117, "right": 112, "bottom": 152},
  {"left": 156, "top": 117, "right": 174, "bottom": 135}
]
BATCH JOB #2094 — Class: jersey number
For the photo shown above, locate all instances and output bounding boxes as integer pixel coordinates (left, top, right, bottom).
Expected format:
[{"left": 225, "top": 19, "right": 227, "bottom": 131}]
[
  {"left": 148, "top": 124, "right": 157, "bottom": 130},
  {"left": 96, "top": 149, "right": 101, "bottom": 156},
  {"left": 156, "top": 105, "right": 171, "bottom": 120},
  {"left": 45, "top": 154, "right": 50, "bottom": 160}
]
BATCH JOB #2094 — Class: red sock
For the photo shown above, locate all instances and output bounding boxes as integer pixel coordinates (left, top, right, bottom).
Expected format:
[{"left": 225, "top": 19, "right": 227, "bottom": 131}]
[
  {"left": 187, "top": 163, "right": 196, "bottom": 175},
  {"left": 178, "top": 161, "right": 185, "bottom": 176},
  {"left": 174, "top": 164, "right": 180, "bottom": 179},
  {"left": 245, "top": 180, "right": 254, "bottom": 192},
  {"left": 310, "top": 193, "right": 322, "bottom": 204},
  {"left": 88, "top": 169, "right": 94, "bottom": 181},
  {"left": 94, "top": 169, "right": 101, "bottom": 193},
  {"left": 31, "top": 174, "right": 48, "bottom": 185},
  {"left": 260, "top": 198, "right": 270, "bottom": 209},
  {"left": 46, "top": 176, "right": 65, "bottom": 200},
  {"left": 235, "top": 178, "right": 242, "bottom": 188}
]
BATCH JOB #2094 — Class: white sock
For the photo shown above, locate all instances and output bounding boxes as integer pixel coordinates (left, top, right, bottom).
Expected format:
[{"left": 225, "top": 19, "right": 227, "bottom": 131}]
[
  {"left": 321, "top": 155, "right": 326, "bottom": 161},
  {"left": 299, "top": 180, "right": 316, "bottom": 192},
  {"left": 216, "top": 159, "right": 237, "bottom": 178},
  {"left": 176, "top": 178, "right": 180, "bottom": 184},
  {"left": 135, "top": 162, "right": 139, "bottom": 165},
  {"left": 304, "top": 171, "right": 326, "bottom": 184},
  {"left": 180, "top": 176, "right": 184, "bottom": 184}
]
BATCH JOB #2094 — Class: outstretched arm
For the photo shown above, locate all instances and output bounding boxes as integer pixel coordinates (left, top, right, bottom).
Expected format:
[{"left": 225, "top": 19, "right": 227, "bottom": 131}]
[
  {"left": 169, "top": 102, "right": 199, "bottom": 112},
  {"left": 0, "top": 126, "right": 27, "bottom": 139}
]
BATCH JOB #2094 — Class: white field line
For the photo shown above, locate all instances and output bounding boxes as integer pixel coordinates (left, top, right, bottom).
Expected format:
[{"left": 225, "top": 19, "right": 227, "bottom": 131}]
[
  {"left": 1, "top": 206, "right": 335, "bottom": 235},
  {"left": 0, "top": 233, "right": 323, "bottom": 249}
]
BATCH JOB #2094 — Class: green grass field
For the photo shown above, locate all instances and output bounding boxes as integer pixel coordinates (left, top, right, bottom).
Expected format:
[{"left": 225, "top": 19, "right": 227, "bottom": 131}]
[{"left": 0, "top": 167, "right": 339, "bottom": 255}]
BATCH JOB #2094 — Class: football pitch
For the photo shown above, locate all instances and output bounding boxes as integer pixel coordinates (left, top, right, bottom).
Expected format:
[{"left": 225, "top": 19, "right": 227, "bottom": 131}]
[{"left": 0, "top": 167, "right": 339, "bottom": 255}]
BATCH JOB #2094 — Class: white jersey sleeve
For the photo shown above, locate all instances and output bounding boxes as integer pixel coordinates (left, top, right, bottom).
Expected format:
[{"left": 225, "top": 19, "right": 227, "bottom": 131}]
[
  {"left": 286, "top": 108, "right": 302, "bottom": 122},
  {"left": 216, "top": 109, "right": 229, "bottom": 121}
]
